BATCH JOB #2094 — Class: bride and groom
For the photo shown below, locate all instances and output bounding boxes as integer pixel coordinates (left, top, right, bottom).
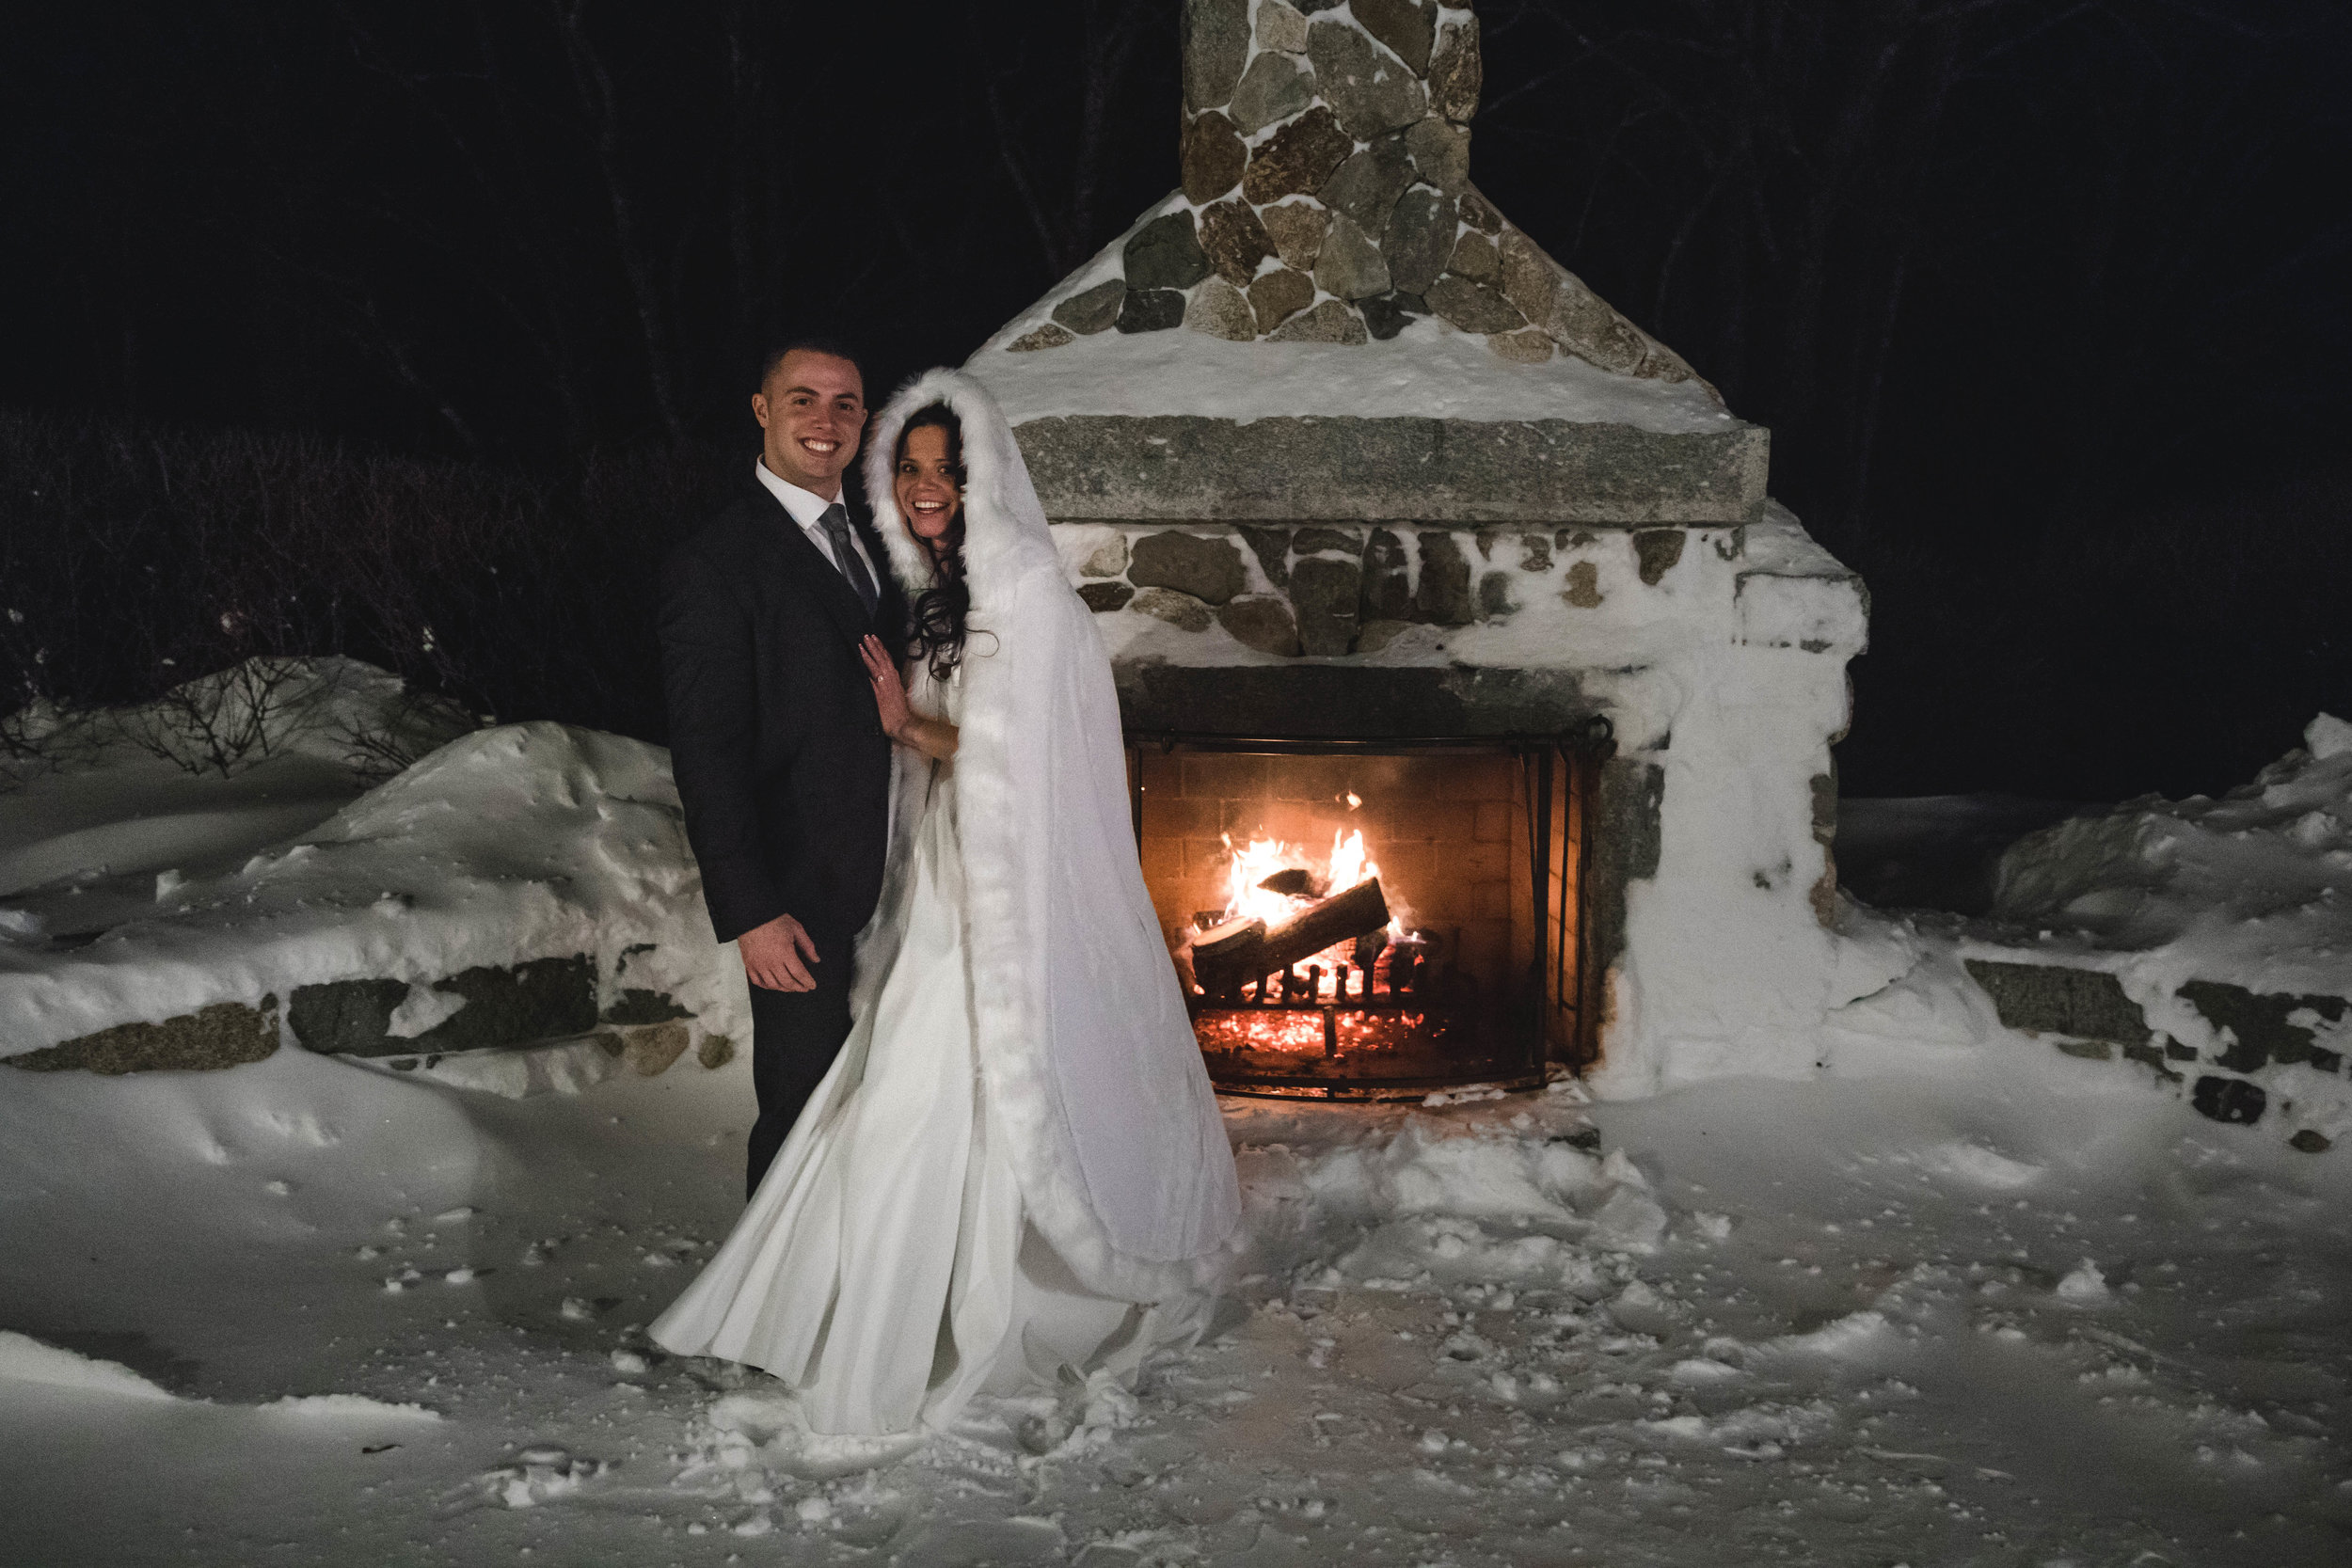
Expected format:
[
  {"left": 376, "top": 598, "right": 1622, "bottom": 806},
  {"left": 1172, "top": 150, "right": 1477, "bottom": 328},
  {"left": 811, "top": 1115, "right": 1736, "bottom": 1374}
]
[{"left": 651, "top": 341, "right": 1241, "bottom": 1436}]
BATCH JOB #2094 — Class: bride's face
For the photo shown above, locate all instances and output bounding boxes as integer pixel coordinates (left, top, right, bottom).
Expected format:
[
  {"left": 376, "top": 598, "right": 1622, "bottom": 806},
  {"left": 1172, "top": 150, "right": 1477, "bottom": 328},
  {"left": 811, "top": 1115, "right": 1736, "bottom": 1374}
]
[{"left": 894, "top": 425, "right": 962, "bottom": 547}]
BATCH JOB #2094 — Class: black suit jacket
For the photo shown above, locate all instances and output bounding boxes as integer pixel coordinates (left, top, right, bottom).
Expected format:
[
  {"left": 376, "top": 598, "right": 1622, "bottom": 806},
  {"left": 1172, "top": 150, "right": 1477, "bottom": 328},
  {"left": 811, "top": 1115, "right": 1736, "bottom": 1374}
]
[{"left": 659, "top": 479, "right": 906, "bottom": 950}]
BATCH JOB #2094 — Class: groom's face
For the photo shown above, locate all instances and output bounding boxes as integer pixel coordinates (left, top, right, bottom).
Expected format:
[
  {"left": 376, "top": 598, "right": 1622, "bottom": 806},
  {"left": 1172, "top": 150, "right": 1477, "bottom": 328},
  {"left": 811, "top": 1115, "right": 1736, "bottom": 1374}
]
[{"left": 753, "top": 350, "right": 866, "bottom": 497}]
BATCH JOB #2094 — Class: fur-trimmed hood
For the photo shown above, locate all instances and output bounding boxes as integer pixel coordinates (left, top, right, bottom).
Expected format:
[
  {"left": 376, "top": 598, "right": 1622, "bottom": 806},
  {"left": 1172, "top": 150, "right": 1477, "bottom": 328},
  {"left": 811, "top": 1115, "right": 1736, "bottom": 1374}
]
[{"left": 860, "top": 367, "right": 1058, "bottom": 619}]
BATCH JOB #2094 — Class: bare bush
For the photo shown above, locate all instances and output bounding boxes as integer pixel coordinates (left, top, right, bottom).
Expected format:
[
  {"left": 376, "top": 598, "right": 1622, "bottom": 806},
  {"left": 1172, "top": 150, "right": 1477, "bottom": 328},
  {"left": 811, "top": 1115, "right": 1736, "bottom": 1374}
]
[{"left": 0, "top": 408, "right": 733, "bottom": 758}]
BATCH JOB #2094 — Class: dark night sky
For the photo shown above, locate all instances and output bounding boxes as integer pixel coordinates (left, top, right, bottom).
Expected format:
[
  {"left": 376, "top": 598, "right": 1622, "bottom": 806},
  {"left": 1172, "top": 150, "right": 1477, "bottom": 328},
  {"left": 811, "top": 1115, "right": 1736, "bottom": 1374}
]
[{"left": 3, "top": 1, "right": 2348, "bottom": 798}]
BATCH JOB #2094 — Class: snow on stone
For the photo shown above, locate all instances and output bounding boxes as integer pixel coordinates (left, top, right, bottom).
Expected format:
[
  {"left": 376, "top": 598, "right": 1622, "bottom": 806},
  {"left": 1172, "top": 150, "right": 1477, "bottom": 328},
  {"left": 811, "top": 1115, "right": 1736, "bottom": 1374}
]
[
  {"left": 975, "top": 265, "right": 1738, "bottom": 435},
  {"left": 1989, "top": 712, "right": 2352, "bottom": 1000},
  {"left": 0, "top": 666, "right": 737, "bottom": 1057}
]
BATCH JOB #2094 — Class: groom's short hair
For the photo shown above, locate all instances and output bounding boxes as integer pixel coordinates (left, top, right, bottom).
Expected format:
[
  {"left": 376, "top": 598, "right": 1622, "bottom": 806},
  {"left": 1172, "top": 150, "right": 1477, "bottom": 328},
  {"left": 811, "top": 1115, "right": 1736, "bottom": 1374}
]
[{"left": 757, "top": 334, "right": 866, "bottom": 390}]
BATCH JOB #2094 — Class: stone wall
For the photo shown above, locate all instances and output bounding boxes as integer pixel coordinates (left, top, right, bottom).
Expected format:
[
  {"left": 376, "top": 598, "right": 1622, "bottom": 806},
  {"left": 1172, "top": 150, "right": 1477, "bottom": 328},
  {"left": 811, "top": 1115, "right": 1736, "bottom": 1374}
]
[
  {"left": 1007, "top": 0, "right": 1702, "bottom": 378},
  {"left": 1062, "top": 516, "right": 1749, "bottom": 661},
  {"left": 1965, "top": 957, "right": 2344, "bottom": 1151}
]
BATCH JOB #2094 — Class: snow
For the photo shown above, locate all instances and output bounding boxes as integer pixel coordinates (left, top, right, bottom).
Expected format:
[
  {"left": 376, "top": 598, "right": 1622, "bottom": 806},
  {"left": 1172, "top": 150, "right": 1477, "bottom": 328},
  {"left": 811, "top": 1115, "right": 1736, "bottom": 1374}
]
[
  {"left": 1984, "top": 713, "right": 2352, "bottom": 999},
  {"left": 973, "top": 309, "right": 1739, "bottom": 434},
  {"left": 0, "top": 1329, "right": 177, "bottom": 1402},
  {"left": 968, "top": 194, "right": 1737, "bottom": 436},
  {"left": 3, "top": 1033, "right": 2348, "bottom": 1563},
  {"left": 0, "top": 664, "right": 739, "bottom": 1058},
  {"left": 7, "top": 666, "right": 2352, "bottom": 1560}
]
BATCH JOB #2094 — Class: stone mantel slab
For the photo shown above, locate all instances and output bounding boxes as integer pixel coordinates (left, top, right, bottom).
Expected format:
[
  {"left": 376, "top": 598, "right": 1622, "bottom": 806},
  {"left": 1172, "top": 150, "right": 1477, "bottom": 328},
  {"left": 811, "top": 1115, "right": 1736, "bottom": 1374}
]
[{"left": 1011, "top": 414, "right": 1769, "bottom": 525}]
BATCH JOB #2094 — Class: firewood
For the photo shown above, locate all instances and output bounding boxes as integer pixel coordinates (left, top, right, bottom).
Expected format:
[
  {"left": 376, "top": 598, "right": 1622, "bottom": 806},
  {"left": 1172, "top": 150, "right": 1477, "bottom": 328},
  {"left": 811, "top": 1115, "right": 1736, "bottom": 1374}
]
[
  {"left": 1257, "top": 877, "right": 1390, "bottom": 977},
  {"left": 1190, "top": 916, "right": 1267, "bottom": 991}
]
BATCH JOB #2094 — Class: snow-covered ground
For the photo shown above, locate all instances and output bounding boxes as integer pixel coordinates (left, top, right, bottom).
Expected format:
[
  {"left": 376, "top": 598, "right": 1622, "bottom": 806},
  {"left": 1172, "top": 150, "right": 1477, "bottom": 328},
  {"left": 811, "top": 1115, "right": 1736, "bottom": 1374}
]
[
  {"left": 5, "top": 677, "right": 2350, "bottom": 1564},
  {"left": 4, "top": 1037, "right": 2348, "bottom": 1565}
]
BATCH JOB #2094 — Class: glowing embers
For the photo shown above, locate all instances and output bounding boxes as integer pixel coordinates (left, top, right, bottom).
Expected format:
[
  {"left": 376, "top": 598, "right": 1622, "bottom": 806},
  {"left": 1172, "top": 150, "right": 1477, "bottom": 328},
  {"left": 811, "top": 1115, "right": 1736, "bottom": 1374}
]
[{"left": 1193, "top": 1007, "right": 1433, "bottom": 1057}]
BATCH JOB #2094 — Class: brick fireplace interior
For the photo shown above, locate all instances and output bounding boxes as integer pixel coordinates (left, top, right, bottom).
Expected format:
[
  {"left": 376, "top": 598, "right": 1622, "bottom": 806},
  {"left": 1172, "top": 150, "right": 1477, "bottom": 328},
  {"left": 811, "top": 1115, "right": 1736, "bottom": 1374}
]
[{"left": 1127, "top": 736, "right": 1597, "bottom": 1099}]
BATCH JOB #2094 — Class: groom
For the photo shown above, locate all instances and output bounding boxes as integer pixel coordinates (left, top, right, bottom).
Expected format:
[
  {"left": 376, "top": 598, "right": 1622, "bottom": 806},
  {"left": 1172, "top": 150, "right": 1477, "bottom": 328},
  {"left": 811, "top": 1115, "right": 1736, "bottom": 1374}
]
[{"left": 660, "top": 339, "right": 905, "bottom": 1196}]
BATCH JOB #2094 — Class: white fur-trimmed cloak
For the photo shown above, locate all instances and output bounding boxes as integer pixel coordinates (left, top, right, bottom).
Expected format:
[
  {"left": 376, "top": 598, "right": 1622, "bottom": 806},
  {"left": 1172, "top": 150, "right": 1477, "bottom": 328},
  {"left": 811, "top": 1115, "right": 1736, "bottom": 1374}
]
[{"left": 854, "top": 368, "right": 1241, "bottom": 1298}]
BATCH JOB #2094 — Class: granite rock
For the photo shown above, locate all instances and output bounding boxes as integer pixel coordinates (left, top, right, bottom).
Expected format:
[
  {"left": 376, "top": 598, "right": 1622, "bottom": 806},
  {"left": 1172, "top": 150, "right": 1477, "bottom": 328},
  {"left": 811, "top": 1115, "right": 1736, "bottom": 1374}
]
[
  {"left": 1124, "top": 212, "right": 1211, "bottom": 292},
  {"left": 1355, "top": 618, "right": 1413, "bottom": 653},
  {"left": 1184, "top": 276, "right": 1259, "bottom": 341},
  {"left": 1008, "top": 323, "right": 1074, "bottom": 353},
  {"left": 1498, "top": 228, "right": 1559, "bottom": 323},
  {"left": 1361, "top": 528, "right": 1413, "bottom": 619},
  {"left": 1228, "top": 50, "right": 1313, "bottom": 136},
  {"left": 1307, "top": 18, "right": 1427, "bottom": 140},
  {"left": 1359, "top": 292, "right": 1414, "bottom": 341},
  {"left": 1182, "top": 0, "right": 1250, "bottom": 112},
  {"left": 1448, "top": 230, "right": 1501, "bottom": 281},
  {"left": 1130, "top": 531, "right": 1248, "bottom": 604},
  {"left": 1405, "top": 115, "right": 1470, "bottom": 193},
  {"left": 1428, "top": 15, "right": 1482, "bottom": 121},
  {"left": 1382, "top": 182, "right": 1454, "bottom": 294},
  {"left": 1314, "top": 213, "right": 1391, "bottom": 300},
  {"left": 1256, "top": 0, "right": 1311, "bottom": 53},
  {"left": 1634, "top": 529, "right": 1687, "bottom": 585},
  {"left": 1427, "top": 272, "right": 1525, "bottom": 333},
  {"left": 1248, "top": 266, "right": 1316, "bottom": 333},
  {"left": 1292, "top": 525, "right": 1365, "bottom": 555},
  {"left": 1487, "top": 326, "right": 1554, "bottom": 362},
  {"left": 8, "top": 997, "right": 280, "bottom": 1074},
  {"left": 1266, "top": 299, "right": 1370, "bottom": 343},
  {"left": 291, "top": 956, "right": 596, "bottom": 1058},
  {"left": 1076, "top": 533, "right": 1130, "bottom": 577},
  {"left": 697, "top": 1033, "right": 737, "bottom": 1069},
  {"left": 1218, "top": 593, "right": 1304, "bottom": 657},
  {"left": 1131, "top": 586, "right": 1216, "bottom": 631},
  {"left": 1259, "top": 200, "right": 1331, "bottom": 270},
  {"left": 1562, "top": 560, "right": 1603, "bottom": 608},
  {"left": 1412, "top": 531, "right": 1476, "bottom": 625},
  {"left": 1290, "top": 556, "right": 1363, "bottom": 655},
  {"left": 1320, "top": 134, "right": 1415, "bottom": 233},
  {"left": 622, "top": 1022, "right": 691, "bottom": 1077},
  {"left": 1243, "top": 105, "right": 1353, "bottom": 203},
  {"left": 1199, "top": 198, "right": 1275, "bottom": 287},
  {"left": 1053, "top": 278, "right": 1127, "bottom": 334},
  {"left": 1541, "top": 270, "right": 1651, "bottom": 375},
  {"left": 1079, "top": 581, "right": 1136, "bottom": 612},
  {"left": 1352, "top": 0, "right": 1437, "bottom": 73},
  {"left": 1115, "top": 287, "right": 1187, "bottom": 333},
  {"left": 1181, "top": 111, "right": 1248, "bottom": 204},
  {"left": 1478, "top": 570, "right": 1518, "bottom": 618},
  {"left": 1005, "top": 413, "right": 1772, "bottom": 524},
  {"left": 1458, "top": 186, "right": 1503, "bottom": 233}
]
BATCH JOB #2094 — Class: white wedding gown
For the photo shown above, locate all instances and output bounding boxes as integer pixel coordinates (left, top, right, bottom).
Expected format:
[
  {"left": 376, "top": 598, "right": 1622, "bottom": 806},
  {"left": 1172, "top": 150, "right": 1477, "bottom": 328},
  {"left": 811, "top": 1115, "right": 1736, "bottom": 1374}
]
[{"left": 651, "top": 665, "right": 1189, "bottom": 1436}]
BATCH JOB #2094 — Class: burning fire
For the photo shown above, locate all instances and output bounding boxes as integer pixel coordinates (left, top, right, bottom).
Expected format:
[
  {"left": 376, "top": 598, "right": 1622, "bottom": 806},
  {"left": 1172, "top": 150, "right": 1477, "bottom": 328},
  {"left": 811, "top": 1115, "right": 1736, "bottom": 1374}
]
[
  {"left": 1185, "top": 821, "right": 1416, "bottom": 1035},
  {"left": 1217, "top": 827, "right": 1404, "bottom": 938}
]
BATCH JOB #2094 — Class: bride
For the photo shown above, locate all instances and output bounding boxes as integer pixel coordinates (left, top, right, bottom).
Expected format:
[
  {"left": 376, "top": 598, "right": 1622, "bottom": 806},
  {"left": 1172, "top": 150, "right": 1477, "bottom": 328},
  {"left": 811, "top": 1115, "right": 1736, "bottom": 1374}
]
[{"left": 650, "top": 369, "right": 1242, "bottom": 1436}]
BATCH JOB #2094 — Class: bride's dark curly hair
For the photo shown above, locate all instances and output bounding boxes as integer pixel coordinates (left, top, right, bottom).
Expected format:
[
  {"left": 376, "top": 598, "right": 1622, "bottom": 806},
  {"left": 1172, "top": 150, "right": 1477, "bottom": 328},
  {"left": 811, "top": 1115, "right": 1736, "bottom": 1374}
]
[{"left": 897, "top": 403, "right": 970, "bottom": 681}]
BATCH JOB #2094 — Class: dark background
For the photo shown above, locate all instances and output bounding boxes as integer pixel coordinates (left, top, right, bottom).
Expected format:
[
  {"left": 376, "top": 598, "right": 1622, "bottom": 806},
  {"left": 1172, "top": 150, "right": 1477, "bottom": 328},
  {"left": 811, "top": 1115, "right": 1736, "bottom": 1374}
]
[{"left": 3, "top": 1, "right": 2346, "bottom": 799}]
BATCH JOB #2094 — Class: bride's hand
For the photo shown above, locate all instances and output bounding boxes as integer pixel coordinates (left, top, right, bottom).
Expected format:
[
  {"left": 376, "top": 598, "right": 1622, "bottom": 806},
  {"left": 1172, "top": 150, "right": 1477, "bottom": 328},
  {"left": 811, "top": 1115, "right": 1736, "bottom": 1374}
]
[{"left": 860, "top": 635, "right": 912, "bottom": 741}]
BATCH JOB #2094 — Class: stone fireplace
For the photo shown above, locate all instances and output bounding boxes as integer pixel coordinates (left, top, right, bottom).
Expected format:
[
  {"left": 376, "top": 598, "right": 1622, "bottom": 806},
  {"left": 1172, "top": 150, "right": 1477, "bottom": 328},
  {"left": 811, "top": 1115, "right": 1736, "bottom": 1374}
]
[
  {"left": 1127, "top": 735, "right": 1597, "bottom": 1098},
  {"left": 964, "top": 0, "right": 1881, "bottom": 1095}
]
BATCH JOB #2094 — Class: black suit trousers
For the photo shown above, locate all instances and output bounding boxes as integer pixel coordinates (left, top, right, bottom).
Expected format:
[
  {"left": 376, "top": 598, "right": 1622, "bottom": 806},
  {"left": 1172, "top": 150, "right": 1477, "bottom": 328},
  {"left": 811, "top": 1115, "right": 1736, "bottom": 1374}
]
[{"left": 742, "top": 931, "right": 856, "bottom": 1196}]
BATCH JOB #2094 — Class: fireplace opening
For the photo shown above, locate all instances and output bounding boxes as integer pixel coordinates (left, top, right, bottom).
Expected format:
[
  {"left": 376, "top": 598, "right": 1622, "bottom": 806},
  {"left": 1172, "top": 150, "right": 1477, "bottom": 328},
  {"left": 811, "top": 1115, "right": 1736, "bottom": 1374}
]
[{"left": 1126, "top": 733, "right": 1604, "bottom": 1100}]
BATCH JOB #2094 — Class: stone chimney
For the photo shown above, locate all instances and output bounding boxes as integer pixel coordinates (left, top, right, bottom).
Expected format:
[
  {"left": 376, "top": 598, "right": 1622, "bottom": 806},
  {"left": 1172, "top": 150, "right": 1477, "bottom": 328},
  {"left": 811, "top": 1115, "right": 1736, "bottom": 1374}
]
[{"left": 1008, "top": 0, "right": 1694, "bottom": 378}]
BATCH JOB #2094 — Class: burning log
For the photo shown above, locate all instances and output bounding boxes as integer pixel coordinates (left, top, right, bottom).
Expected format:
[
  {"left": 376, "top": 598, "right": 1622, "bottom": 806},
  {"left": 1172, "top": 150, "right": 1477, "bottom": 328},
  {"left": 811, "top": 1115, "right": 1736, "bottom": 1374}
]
[{"left": 1194, "top": 879, "right": 1391, "bottom": 993}]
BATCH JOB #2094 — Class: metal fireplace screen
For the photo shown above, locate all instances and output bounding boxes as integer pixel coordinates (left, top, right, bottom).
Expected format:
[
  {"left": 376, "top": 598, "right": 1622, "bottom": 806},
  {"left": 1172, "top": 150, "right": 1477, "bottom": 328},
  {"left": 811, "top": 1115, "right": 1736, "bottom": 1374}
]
[{"left": 1125, "top": 735, "right": 1597, "bottom": 1100}]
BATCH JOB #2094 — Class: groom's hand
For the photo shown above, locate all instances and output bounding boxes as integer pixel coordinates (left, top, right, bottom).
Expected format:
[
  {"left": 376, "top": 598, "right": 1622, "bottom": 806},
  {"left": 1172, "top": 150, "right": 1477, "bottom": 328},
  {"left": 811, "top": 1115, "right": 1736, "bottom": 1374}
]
[{"left": 739, "top": 913, "right": 821, "bottom": 992}]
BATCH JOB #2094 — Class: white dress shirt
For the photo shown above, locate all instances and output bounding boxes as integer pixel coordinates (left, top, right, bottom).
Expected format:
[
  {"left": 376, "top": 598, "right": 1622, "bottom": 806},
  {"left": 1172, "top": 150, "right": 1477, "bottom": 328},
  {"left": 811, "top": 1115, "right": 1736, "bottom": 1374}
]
[{"left": 754, "top": 459, "right": 882, "bottom": 594}]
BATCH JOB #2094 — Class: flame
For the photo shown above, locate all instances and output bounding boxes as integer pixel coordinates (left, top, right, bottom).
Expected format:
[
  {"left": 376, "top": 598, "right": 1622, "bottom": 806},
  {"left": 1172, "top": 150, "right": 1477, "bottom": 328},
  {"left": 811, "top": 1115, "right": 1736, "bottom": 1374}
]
[{"left": 1206, "top": 821, "right": 1406, "bottom": 994}]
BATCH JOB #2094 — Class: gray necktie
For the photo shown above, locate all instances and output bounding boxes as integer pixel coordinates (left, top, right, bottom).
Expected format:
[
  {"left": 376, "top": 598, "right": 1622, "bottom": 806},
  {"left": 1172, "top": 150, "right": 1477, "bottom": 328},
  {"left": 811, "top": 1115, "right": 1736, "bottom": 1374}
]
[{"left": 818, "top": 502, "right": 880, "bottom": 619}]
